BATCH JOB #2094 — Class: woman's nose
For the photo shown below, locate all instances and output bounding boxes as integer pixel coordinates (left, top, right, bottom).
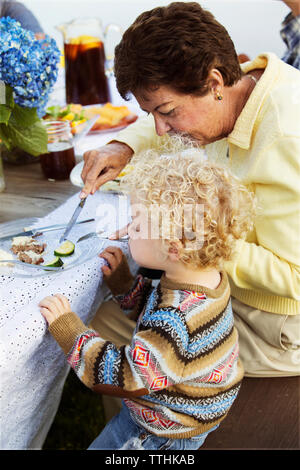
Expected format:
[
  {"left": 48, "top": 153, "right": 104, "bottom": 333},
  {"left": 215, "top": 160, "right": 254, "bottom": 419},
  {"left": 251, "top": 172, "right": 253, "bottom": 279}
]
[{"left": 154, "top": 115, "right": 172, "bottom": 136}]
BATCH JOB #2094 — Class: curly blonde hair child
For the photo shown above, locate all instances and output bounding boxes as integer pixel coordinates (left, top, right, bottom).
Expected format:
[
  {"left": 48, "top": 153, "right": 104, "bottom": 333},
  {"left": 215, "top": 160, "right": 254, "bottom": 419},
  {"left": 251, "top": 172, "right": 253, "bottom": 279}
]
[{"left": 121, "top": 138, "right": 256, "bottom": 270}]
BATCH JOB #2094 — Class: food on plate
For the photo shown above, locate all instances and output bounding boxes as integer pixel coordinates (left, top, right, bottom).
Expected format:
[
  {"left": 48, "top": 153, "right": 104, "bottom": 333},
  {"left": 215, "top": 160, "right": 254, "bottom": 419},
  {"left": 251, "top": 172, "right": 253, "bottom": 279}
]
[
  {"left": 17, "top": 250, "right": 44, "bottom": 265},
  {"left": 43, "top": 256, "right": 64, "bottom": 268},
  {"left": 54, "top": 240, "right": 75, "bottom": 257},
  {"left": 83, "top": 103, "right": 133, "bottom": 130},
  {"left": 45, "top": 103, "right": 137, "bottom": 133},
  {"left": 0, "top": 249, "right": 14, "bottom": 266},
  {"left": 11, "top": 236, "right": 46, "bottom": 254},
  {"left": 45, "top": 103, "right": 85, "bottom": 129},
  {"left": 2, "top": 234, "right": 76, "bottom": 270},
  {"left": 10, "top": 236, "right": 46, "bottom": 265}
]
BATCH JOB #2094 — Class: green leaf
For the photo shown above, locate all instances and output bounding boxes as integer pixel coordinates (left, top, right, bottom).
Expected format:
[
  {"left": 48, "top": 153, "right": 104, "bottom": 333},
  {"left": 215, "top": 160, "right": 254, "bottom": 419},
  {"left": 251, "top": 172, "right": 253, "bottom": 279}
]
[
  {"left": 11, "top": 103, "right": 40, "bottom": 128},
  {"left": 2, "top": 120, "right": 48, "bottom": 156},
  {"left": 0, "top": 105, "right": 12, "bottom": 125},
  {"left": 0, "top": 124, "right": 13, "bottom": 150}
]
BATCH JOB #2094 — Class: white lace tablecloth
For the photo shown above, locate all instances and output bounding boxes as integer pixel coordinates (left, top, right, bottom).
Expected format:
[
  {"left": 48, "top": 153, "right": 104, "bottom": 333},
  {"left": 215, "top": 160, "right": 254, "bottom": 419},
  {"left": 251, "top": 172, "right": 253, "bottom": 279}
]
[{"left": 0, "top": 190, "right": 135, "bottom": 449}]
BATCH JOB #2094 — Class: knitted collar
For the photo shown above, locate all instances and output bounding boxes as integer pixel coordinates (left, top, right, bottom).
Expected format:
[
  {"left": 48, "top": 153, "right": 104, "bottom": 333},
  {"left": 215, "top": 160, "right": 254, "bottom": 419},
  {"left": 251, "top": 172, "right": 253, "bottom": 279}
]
[{"left": 160, "top": 270, "right": 228, "bottom": 298}]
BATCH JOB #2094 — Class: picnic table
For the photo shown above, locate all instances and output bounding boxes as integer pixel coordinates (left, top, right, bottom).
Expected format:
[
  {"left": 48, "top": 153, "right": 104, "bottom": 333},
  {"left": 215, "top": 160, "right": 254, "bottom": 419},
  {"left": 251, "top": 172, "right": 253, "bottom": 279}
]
[
  {"left": 0, "top": 168, "right": 138, "bottom": 449},
  {"left": 0, "top": 86, "right": 140, "bottom": 448}
]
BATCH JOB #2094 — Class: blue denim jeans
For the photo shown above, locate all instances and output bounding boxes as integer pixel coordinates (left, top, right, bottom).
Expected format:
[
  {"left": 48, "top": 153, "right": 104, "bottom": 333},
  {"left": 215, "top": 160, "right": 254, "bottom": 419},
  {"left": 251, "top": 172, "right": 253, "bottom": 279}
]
[{"left": 88, "top": 401, "right": 218, "bottom": 450}]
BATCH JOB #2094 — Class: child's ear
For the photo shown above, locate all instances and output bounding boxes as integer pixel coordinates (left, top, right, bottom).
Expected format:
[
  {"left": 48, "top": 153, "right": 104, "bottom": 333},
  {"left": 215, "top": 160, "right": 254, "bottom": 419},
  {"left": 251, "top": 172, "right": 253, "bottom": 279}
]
[{"left": 168, "top": 241, "right": 182, "bottom": 262}]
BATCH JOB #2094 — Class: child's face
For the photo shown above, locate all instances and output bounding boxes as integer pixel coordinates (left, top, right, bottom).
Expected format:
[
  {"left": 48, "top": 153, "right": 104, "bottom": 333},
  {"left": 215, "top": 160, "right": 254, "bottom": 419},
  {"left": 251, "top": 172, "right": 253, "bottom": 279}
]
[{"left": 128, "top": 204, "right": 168, "bottom": 270}]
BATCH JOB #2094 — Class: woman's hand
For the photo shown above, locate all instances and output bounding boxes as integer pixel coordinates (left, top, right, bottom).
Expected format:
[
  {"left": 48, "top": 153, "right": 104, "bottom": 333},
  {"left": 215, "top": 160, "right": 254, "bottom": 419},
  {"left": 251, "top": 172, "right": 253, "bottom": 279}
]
[
  {"left": 99, "top": 246, "right": 125, "bottom": 279},
  {"left": 80, "top": 141, "right": 134, "bottom": 198},
  {"left": 39, "top": 294, "right": 71, "bottom": 326}
]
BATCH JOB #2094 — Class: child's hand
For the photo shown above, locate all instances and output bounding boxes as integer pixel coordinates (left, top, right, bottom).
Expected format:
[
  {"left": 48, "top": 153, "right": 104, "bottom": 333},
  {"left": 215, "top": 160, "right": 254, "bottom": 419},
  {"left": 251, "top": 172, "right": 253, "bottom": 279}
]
[
  {"left": 99, "top": 246, "right": 134, "bottom": 295},
  {"left": 39, "top": 294, "right": 71, "bottom": 326},
  {"left": 99, "top": 246, "right": 124, "bottom": 279}
]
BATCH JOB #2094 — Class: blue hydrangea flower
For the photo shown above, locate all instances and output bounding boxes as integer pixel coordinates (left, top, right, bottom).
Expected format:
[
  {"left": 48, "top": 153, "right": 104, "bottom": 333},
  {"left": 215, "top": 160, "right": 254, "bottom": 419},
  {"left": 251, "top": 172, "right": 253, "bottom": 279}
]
[{"left": 0, "top": 16, "right": 61, "bottom": 117}]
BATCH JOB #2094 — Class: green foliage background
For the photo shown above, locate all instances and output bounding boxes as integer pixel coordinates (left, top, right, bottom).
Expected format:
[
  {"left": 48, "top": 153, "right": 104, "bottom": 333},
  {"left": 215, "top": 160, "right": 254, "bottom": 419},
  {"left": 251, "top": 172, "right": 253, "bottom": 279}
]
[{"left": 0, "top": 85, "right": 47, "bottom": 156}]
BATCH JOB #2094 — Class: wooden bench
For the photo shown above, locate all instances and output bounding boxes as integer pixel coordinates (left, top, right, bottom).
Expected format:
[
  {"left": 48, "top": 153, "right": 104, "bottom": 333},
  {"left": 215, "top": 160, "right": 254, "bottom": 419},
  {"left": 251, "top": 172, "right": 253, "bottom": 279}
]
[{"left": 200, "top": 376, "right": 299, "bottom": 450}]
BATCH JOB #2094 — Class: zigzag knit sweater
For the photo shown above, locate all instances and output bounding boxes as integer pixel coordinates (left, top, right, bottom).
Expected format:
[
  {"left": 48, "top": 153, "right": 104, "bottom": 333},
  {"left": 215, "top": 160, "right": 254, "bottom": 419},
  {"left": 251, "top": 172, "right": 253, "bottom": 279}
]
[{"left": 49, "top": 271, "right": 244, "bottom": 438}]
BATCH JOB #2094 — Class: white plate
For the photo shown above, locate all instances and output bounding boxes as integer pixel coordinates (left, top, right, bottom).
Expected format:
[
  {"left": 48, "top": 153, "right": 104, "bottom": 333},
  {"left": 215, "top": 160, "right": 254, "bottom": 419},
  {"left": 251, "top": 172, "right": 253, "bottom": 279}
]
[
  {"left": 0, "top": 221, "right": 106, "bottom": 278},
  {"left": 0, "top": 218, "right": 39, "bottom": 237}
]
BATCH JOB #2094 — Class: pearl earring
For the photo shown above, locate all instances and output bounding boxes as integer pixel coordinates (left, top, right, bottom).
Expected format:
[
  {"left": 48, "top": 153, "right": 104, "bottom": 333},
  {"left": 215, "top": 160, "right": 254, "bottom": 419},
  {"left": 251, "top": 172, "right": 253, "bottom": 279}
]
[{"left": 216, "top": 91, "right": 223, "bottom": 101}]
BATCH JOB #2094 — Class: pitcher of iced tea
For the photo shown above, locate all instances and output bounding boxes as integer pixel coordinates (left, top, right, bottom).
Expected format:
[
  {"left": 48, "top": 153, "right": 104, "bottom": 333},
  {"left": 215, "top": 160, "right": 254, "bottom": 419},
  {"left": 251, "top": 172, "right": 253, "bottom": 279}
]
[{"left": 57, "top": 18, "right": 122, "bottom": 105}]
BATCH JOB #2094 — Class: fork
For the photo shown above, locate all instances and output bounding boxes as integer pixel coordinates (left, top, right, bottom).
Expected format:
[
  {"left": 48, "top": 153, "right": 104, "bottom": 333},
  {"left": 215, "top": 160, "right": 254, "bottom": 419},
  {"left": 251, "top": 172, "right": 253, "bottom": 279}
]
[{"left": 77, "top": 232, "right": 129, "bottom": 243}]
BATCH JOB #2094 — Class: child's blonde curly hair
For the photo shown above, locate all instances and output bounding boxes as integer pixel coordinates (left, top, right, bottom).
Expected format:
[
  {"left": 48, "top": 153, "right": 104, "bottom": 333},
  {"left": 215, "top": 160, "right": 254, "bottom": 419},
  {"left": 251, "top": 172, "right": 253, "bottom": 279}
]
[{"left": 121, "top": 138, "right": 256, "bottom": 269}]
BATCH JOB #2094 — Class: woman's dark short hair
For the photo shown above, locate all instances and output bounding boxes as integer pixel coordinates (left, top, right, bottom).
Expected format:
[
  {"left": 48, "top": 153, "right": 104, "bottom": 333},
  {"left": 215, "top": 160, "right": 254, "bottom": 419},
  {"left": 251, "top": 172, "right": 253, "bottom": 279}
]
[{"left": 114, "top": 2, "right": 242, "bottom": 99}]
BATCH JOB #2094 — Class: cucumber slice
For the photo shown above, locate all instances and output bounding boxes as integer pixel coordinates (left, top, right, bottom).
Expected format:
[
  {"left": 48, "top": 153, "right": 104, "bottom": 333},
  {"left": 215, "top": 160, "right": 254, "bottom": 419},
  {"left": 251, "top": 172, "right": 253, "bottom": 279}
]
[
  {"left": 44, "top": 256, "right": 64, "bottom": 268},
  {"left": 54, "top": 240, "right": 75, "bottom": 257}
]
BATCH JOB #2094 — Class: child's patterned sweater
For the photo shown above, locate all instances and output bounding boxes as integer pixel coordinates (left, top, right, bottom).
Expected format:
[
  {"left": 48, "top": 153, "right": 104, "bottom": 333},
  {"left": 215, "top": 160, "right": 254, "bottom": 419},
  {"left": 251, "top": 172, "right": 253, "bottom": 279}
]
[{"left": 49, "top": 270, "right": 244, "bottom": 438}]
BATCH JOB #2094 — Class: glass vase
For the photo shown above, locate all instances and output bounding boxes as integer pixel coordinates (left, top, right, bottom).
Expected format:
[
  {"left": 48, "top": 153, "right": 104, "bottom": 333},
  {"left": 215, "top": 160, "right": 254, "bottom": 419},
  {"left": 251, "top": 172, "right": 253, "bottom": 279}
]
[
  {"left": 1, "top": 145, "right": 40, "bottom": 165},
  {"left": 0, "top": 155, "right": 5, "bottom": 192}
]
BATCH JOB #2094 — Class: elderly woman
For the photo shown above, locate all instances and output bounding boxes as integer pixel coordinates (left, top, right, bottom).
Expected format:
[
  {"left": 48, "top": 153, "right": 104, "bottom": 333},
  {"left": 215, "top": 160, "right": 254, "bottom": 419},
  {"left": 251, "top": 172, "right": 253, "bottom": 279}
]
[{"left": 82, "top": 2, "right": 300, "bottom": 378}]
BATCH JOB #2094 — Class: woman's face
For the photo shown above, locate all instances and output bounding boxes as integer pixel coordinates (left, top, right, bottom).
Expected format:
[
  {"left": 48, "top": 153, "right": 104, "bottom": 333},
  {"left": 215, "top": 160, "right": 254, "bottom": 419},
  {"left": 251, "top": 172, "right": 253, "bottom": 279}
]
[{"left": 135, "top": 83, "right": 230, "bottom": 146}]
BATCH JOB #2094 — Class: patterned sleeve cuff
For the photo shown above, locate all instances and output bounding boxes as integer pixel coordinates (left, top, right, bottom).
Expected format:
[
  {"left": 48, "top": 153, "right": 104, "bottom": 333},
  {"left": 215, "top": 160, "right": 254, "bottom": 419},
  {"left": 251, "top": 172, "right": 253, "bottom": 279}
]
[
  {"left": 49, "top": 311, "right": 93, "bottom": 355},
  {"left": 114, "top": 274, "right": 146, "bottom": 309}
]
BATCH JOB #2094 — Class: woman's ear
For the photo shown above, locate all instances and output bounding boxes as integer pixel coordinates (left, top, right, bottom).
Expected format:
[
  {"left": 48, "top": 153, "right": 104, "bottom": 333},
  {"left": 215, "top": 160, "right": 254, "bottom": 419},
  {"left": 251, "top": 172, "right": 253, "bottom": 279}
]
[
  {"left": 207, "top": 68, "right": 224, "bottom": 98},
  {"left": 167, "top": 241, "right": 182, "bottom": 262}
]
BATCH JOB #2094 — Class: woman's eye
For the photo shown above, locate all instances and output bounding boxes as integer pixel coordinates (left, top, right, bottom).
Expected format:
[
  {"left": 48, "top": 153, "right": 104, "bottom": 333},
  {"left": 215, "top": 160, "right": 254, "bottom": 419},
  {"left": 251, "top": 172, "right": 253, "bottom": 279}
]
[{"left": 159, "top": 109, "right": 175, "bottom": 117}]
